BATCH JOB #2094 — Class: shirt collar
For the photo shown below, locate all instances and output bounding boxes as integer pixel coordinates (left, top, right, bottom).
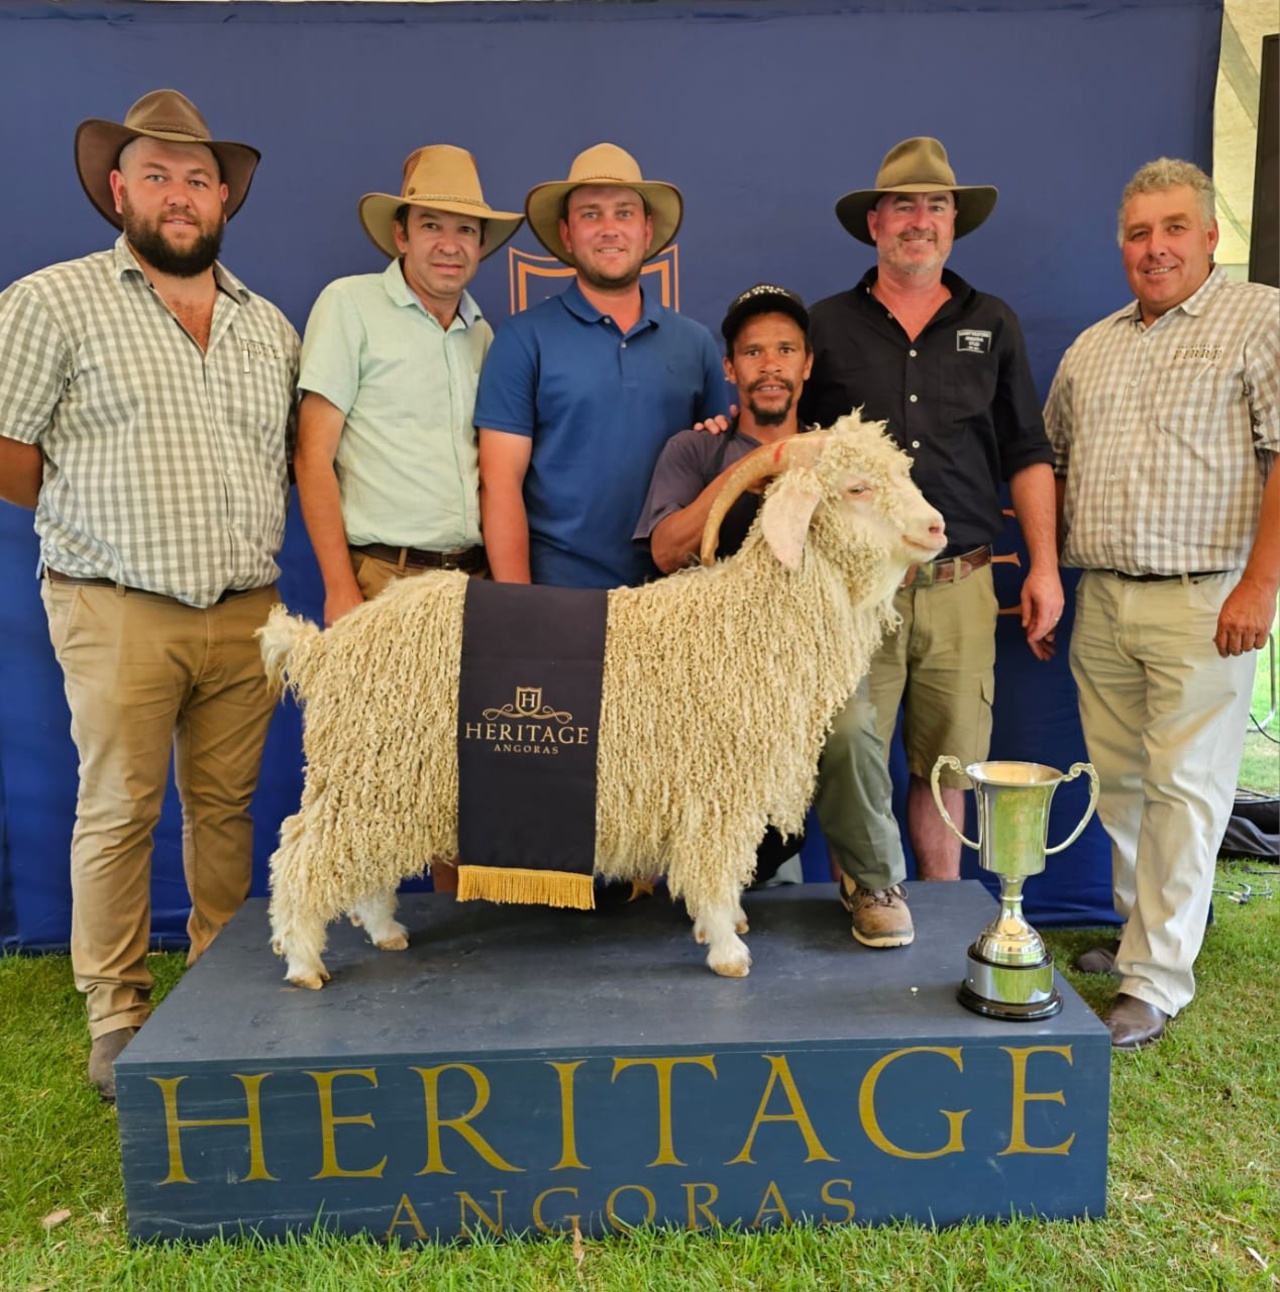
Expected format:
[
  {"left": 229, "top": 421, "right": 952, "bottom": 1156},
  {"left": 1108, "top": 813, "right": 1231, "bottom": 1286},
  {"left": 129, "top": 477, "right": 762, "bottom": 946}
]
[
  {"left": 856, "top": 265, "right": 975, "bottom": 310},
  {"left": 382, "top": 257, "right": 481, "bottom": 328},
  {"left": 1120, "top": 263, "right": 1225, "bottom": 328},
  {"left": 560, "top": 276, "right": 659, "bottom": 330},
  {"left": 111, "top": 233, "right": 248, "bottom": 302}
]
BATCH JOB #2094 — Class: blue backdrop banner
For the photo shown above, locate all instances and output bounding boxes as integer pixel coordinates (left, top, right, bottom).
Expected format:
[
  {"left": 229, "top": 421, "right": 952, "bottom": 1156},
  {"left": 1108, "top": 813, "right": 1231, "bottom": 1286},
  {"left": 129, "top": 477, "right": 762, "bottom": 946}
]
[{"left": 0, "top": 0, "right": 1222, "bottom": 948}]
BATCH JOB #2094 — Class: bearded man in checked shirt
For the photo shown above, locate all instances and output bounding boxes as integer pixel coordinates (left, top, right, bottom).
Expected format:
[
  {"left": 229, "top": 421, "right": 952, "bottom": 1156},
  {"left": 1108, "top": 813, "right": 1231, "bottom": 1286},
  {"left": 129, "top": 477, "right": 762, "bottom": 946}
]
[
  {"left": 1045, "top": 158, "right": 1279, "bottom": 1050},
  {"left": 0, "top": 91, "right": 298, "bottom": 1099}
]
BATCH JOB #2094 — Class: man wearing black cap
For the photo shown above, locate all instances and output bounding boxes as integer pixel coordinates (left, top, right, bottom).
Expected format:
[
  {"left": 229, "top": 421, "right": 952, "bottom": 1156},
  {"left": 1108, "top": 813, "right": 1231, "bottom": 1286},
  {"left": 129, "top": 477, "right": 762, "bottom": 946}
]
[
  {"left": 800, "top": 137, "right": 1061, "bottom": 882},
  {"left": 634, "top": 285, "right": 914, "bottom": 947},
  {"left": 0, "top": 90, "right": 297, "bottom": 1099}
]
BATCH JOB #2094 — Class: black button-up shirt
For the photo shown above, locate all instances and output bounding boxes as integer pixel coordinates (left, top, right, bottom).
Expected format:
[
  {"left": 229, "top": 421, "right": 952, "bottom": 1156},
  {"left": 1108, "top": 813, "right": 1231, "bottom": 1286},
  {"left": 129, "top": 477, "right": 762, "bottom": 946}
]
[{"left": 799, "top": 268, "right": 1054, "bottom": 553}]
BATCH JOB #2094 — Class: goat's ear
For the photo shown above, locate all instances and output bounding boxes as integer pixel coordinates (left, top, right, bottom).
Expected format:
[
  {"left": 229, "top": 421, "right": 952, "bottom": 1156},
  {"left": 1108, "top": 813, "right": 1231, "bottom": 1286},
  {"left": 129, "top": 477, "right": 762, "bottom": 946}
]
[{"left": 761, "top": 477, "right": 823, "bottom": 571}]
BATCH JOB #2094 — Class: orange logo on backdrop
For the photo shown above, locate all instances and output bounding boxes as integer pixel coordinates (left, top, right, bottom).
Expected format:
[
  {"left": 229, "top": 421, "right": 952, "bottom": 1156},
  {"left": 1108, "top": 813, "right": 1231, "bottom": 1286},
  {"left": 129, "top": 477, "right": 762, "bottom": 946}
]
[{"left": 508, "top": 245, "right": 681, "bottom": 314}]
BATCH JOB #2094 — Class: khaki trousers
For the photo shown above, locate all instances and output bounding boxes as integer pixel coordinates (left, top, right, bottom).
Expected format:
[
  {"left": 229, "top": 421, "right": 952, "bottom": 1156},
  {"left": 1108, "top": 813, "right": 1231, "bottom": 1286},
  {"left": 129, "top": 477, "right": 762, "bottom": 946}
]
[
  {"left": 866, "top": 565, "right": 998, "bottom": 786},
  {"left": 42, "top": 581, "right": 279, "bottom": 1038},
  {"left": 812, "top": 680, "right": 906, "bottom": 891},
  {"left": 349, "top": 550, "right": 489, "bottom": 600},
  {"left": 1069, "top": 571, "right": 1254, "bottom": 1017}
]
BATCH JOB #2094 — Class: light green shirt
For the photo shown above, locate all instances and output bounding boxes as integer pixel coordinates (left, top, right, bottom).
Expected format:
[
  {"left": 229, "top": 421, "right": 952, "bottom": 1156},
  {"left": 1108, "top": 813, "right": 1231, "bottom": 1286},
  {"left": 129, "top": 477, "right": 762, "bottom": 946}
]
[{"left": 299, "top": 259, "right": 491, "bottom": 549}]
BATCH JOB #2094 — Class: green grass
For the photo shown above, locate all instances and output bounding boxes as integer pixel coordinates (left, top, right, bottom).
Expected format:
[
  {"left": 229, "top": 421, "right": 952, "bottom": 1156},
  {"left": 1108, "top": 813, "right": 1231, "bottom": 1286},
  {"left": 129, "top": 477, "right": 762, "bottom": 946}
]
[
  {"left": 2, "top": 868, "right": 1278, "bottom": 1291},
  {"left": 1239, "top": 635, "right": 1279, "bottom": 797}
]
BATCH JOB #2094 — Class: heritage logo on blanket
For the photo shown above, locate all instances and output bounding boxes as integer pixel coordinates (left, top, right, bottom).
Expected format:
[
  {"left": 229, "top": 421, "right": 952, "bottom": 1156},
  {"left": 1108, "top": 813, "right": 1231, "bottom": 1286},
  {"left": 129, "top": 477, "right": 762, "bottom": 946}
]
[
  {"left": 955, "top": 328, "right": 992, "bottom": 354},
  {"left": 462, "top": 685, "right": 592, "bottom": 756},
  {"left": 457, "top": 581, "right": 608, "bottom": 876}
]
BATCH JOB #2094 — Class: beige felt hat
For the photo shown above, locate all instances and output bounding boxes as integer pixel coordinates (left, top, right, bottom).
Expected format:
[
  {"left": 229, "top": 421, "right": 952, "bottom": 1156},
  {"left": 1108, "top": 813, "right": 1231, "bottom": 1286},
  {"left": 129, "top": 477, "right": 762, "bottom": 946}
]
[
  {"left": 524, "top": 143, "right": 683, "bottom": 266},
  {"left": 835, "top": 136, "right": 998, "bottom": 244},
  {"left": 358, "top": 146, "right": 524, "bottom": 260},
  {"left": 75, "top": 88, "right": 260, "bottom": 229}
]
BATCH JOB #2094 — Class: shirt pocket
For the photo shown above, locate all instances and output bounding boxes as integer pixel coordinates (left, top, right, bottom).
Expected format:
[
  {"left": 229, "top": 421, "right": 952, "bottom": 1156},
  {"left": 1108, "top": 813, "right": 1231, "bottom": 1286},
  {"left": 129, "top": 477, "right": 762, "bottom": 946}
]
[{"left": 1152, "top": 358, "right": 1230, "bottom": 449}]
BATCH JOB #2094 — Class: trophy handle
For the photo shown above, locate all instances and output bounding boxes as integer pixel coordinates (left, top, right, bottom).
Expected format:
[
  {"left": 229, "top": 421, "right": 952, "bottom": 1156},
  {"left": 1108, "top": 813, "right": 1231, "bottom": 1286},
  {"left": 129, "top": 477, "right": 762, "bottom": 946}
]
[
  {"left": 930, "top": 756, "right": 980, "bottom": 850},
  {"left": 1044, "top": 762, "right": 1100, "bottom": 855}
]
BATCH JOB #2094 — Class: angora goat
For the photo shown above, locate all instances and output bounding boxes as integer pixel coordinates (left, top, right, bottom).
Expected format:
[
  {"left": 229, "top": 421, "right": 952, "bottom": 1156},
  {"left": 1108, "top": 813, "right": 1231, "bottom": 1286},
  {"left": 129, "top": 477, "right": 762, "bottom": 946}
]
[{"left": 261, "top": 413, "right": 945, "bottom": 987}]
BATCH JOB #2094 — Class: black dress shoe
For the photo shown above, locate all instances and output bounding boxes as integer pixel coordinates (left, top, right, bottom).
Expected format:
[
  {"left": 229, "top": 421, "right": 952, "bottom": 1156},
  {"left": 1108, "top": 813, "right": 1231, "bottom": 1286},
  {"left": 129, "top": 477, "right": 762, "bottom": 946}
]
[
  {"left": 1105, "top": 993, "right": 1168, "bottom": 1049},
  {"left": 1073, "top": 938, "right": 1122, "bottom": 975}
]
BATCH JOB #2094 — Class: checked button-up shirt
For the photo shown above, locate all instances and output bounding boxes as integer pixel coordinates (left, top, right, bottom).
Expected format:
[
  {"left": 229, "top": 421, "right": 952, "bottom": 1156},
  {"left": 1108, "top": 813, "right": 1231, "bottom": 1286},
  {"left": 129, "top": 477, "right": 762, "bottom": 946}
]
[
  {"left": 1045, "top": 266, "right": 1278, "bottom": 576},
  {"left": 0, "top": 236, "right": 298, "bottom": 608}
]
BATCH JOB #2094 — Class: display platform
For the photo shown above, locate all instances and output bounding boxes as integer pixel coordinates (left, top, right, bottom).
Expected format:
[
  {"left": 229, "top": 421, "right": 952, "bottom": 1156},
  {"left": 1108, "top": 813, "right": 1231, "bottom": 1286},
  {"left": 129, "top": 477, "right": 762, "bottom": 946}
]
[{"left": 115, "top": 882, "right": 1110, "bottom": 1242}]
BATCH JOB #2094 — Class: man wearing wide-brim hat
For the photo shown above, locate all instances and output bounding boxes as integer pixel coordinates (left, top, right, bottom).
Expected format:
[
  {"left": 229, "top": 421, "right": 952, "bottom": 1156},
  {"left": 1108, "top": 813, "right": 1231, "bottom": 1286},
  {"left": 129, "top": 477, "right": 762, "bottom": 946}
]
[
  {"left": 475, "top": 143, "right": 730, "bottom": 590},
  {"left": 295, "top": 145, "right": 522, "bottom": 624},
  {"left": 0, "top": 89, "right": 298, "bottom": 1100},
  {"left": 800, "top": 136, "right": 1062, "bottom": 886}
]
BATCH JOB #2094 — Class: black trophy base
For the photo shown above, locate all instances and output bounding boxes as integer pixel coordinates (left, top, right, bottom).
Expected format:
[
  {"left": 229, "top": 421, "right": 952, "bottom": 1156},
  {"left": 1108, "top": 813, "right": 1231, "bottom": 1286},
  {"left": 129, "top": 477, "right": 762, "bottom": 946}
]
[{"left": 958, "top": 944, "right": 1064, "bottom": 1021}]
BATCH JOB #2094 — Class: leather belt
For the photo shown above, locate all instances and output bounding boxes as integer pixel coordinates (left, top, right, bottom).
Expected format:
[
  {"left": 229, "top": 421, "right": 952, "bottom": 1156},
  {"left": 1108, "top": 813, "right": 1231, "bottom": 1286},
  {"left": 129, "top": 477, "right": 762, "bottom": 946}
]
[
  {"left": 908, "top": 545, "right": 992, "bottom": 588},
  {"left": 351, "top": 542, "right": 487, "bottom": 574},
  {"left": 1099, "top": 569, "right": 1227, "bottom": 583},
  {"left": 44, "top": 568, "right": 265, "bottom": 604}
]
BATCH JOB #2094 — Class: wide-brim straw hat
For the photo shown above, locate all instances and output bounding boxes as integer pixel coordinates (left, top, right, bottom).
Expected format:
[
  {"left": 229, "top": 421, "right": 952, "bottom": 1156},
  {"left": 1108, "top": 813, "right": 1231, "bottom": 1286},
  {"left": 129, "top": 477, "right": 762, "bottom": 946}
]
[
  {"left": 359, "top": 145, "right": 524, "bottom": 260},
  {"left": 75, "top": 88, "right": 260, "bottom": 229},
  {"left": 525, "top": 143, "right": 683, "bottom": 266},
  {"left": 835, "top": 136, "right": 998, "bottom": 244}
]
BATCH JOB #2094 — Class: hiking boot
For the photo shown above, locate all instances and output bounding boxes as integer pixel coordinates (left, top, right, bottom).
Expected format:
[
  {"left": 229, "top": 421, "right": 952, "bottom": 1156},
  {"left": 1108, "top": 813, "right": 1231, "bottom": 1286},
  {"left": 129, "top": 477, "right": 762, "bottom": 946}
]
[
  {"left": 840, "top": 880, "right": 914, "bottom": 948},
  {"left": 88, "top": 1026, "right": 139, "bottom": 1103}
]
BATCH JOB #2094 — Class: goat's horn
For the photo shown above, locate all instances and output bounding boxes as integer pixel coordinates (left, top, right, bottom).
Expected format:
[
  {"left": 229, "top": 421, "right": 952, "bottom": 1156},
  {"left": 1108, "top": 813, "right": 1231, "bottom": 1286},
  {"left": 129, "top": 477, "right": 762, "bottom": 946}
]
[{"left": 699, "top": 435, "right": 829, "bottom": 567}]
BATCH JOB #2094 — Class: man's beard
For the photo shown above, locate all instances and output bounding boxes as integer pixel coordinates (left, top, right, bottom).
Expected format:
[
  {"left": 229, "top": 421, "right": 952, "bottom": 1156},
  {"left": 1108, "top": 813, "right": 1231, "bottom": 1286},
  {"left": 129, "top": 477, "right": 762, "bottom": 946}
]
[
  {"left": 574, "top": 246, "right": 644, "bottom": 294},
  {"left": 122, "top": 197, "right": 224, "bottom": 277},
  {"left": 746, "top": 382, "right": 795, "bottom": 427}
]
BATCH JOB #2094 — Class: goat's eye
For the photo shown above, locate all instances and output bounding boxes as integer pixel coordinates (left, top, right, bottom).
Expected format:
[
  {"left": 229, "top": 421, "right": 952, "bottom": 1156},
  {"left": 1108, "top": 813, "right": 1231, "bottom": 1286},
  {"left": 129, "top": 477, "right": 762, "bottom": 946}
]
[{"left": 846, "top": 485, "right": 869, "bottom": 497}]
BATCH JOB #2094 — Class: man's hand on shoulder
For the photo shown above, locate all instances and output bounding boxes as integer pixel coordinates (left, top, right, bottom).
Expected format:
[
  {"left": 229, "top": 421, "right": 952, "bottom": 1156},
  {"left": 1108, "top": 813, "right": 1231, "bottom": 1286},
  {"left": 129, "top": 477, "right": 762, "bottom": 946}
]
[{"left": 692, "top": 405, "right": 738, "bottom": 435}]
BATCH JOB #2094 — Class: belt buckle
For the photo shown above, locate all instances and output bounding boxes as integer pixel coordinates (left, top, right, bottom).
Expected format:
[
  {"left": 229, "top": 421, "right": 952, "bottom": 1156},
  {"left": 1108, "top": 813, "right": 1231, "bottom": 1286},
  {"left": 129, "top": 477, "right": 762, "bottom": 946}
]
[{"left": 912, "top": 561, "right": 938, "bottom": 588}]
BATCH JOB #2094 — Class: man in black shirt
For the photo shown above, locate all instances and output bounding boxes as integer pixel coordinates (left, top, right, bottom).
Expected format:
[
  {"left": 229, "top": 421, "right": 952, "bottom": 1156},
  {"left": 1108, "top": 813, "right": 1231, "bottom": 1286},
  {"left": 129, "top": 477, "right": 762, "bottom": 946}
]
[{"left": 800, "top": 137, "right": 1061, "bottom": 880}]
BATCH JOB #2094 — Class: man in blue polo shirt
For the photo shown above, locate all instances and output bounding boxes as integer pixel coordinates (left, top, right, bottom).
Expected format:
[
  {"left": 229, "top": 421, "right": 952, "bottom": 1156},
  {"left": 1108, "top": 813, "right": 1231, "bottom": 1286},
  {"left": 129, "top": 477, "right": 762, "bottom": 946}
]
[{"left": 476, "top": 143, "right": 730, "bottom": 589}]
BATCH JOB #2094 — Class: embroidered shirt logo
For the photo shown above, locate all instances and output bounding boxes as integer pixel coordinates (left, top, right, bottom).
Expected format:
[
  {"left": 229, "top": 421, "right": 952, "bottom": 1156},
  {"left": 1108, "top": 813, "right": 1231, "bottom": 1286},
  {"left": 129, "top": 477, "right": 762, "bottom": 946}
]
[
  {"left": 956, "top": 329, "right": 992, "bottom": 354},
  {"left": 241, "top": 338, "right": 284, "bottom": 362},
  {"left": 1173, "top": 345, "right": 1223, "bottom": 362}
]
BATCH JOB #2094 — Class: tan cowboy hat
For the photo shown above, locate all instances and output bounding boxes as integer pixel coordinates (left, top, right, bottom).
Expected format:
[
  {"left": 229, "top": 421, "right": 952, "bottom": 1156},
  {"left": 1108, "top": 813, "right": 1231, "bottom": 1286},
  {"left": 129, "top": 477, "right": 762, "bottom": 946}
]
[
  {"left": 359, "top": 146, "right": 524, "bottom": 260},
  {"left": 75, "top": 88, "right": 260, "bottom": 229},
  {"left": 835, "top": 137, "right": 998, "bottom": 244},
  {"left": 524, "top": 143, "right": 683, "bottom": 265}
]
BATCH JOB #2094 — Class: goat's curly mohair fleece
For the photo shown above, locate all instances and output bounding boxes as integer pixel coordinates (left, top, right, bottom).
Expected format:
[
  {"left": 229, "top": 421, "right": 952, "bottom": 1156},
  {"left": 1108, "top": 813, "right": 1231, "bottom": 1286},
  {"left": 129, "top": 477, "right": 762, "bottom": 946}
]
[{"left": 262, "top": 415, "right": 913, "bottom": 937}]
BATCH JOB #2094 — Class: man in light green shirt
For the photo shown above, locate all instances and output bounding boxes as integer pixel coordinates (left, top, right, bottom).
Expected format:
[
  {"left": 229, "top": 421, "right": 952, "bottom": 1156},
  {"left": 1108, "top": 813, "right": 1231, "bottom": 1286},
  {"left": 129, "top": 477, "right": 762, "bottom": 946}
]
[{"left": 295, "top": 145, "right": 522, "bottom": 625}]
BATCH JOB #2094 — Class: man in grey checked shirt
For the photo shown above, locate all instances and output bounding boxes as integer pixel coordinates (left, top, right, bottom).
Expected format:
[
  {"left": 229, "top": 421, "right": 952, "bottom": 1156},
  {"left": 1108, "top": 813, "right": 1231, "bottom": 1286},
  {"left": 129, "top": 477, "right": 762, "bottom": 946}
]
[
  {"left": 0, "top": 90, "right": 298, "bottom": 1098},
  {"left": 1045, "top": 158, "right": 1278, "bottom": 1050}
]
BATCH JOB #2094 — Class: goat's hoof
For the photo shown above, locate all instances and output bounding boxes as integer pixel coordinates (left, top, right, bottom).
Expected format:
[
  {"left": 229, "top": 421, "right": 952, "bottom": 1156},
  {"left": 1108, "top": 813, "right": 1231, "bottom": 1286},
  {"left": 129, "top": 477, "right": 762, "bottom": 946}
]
[
  {"left": 374, "top": 929, "right": 409, "bottom": 952},
  {"left": 710, "top": 957, "right": 751, "bottom": 979},
  {"left": 287, "top": 970, "right": 326, "bottom": 990},
  {"left": 348, "top": 912, "right": 364, "bottom": 929}
]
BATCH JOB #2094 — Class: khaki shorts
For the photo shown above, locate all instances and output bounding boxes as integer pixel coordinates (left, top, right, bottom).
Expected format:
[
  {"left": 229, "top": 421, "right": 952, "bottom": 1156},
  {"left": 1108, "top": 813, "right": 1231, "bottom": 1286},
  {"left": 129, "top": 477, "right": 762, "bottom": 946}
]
[{"left": 867, "top": 564, "right": 997, "bottom": 787}]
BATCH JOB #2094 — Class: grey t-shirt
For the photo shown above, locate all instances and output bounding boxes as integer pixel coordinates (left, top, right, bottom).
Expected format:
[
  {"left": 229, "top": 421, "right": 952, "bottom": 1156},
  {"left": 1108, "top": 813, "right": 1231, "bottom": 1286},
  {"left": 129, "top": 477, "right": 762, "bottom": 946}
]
[{"left": 633, "top": 423, "right": 764, "bottom": 564}]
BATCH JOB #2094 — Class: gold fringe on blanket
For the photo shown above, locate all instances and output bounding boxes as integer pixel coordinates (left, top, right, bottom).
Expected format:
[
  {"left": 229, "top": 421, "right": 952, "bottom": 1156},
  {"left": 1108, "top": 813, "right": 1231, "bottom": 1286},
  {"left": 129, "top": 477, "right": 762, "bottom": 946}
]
[{"left": 456, "top": 865, "right": 596, "bottom": 911}]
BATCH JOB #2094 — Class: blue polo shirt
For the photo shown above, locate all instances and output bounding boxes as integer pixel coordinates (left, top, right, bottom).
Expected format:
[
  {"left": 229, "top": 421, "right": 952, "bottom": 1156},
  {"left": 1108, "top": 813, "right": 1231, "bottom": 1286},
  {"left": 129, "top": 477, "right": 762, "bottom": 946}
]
[{"left": 475, "top": 280, "right": 730, "bottom": 588}]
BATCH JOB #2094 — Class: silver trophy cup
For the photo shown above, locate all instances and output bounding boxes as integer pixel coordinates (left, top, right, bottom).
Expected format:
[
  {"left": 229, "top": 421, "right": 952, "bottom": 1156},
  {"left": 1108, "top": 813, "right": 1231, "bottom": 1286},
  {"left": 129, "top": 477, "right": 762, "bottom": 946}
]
[{"left": 931, "top": 757, "right": 1099, "bottom": 1021}]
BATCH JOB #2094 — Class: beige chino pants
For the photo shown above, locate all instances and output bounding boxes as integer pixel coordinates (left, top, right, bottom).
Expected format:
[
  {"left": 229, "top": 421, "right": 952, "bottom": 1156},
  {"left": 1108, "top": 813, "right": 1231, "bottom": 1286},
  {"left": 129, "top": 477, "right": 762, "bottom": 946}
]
[
  {"left": 42, "top": 581, "right": 279, "bottom": 1038},
  {"left": 1069, "top": 570, "right": 1255, "bottom": 1017}
]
